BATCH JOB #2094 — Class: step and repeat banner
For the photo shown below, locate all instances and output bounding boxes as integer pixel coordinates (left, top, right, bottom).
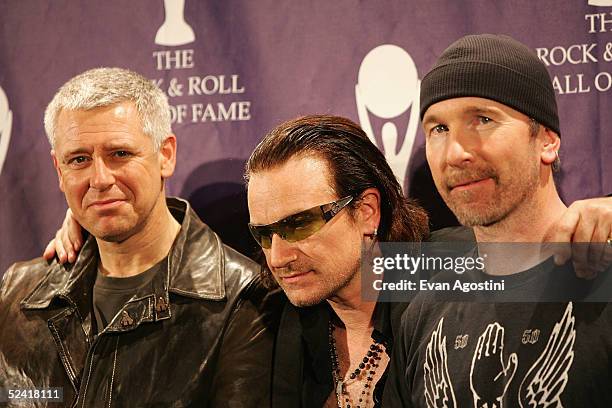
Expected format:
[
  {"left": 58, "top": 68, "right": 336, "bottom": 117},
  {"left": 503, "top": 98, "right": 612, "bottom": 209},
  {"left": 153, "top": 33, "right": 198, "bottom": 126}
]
[{"left": 0, "top": 0, "right": 610, "bottom": 274}]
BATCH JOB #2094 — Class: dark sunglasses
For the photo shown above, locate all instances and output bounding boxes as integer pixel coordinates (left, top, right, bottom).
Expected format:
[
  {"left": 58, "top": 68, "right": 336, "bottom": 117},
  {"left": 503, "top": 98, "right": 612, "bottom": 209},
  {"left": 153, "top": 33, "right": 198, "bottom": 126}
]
[{"left": 248, "top": 196, "right": 354, "bottom": 249}]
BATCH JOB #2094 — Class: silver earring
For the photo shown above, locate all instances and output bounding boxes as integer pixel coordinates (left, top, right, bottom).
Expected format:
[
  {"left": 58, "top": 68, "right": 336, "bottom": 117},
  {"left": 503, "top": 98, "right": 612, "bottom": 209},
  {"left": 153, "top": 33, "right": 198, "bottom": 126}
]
[
  {"left": 552, "top": 151, "right": 560, "bottom": 173},
  {"left": 365, "top": 228, "right": 378, "bottom": 239}
]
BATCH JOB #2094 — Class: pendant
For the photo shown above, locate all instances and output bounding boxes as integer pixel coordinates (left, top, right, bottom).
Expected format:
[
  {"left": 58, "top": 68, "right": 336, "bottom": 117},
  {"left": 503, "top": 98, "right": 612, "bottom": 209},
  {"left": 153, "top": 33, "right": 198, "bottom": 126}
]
[{"left": 336, "top": 379, "right": 344, "bottom": 396}]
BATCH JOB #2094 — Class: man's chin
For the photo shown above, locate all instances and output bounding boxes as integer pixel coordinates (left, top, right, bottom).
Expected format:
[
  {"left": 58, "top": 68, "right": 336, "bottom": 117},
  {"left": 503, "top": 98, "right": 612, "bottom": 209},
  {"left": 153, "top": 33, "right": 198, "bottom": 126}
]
[
  {"left": 452, "top": 207, "right": 504, "bottom": 227},
  {"left": 91, "top": 226, "right": 135, "bottom": 243},
  {"left": 98, "top": 234, "right": 129, "bottom": 243},
  {"left": 284, "top": 288, "right": 328, "bottom": 308},
  {"left": 288, "top": 297, "right": 326, "bottom": 308}
]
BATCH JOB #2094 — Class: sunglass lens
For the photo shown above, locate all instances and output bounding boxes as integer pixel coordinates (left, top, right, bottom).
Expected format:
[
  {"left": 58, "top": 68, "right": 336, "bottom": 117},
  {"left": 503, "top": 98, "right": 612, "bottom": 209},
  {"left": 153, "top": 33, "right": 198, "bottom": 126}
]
[
  {"left": 249, "top": 206, "right": 334, "bottom": 248},
  {"left": 249, "top": 225, "right": 273, "bottom": 249},
  {"left": 288, "top": 217, "right": 326, "bottom": 242},
  {"left": 260, "top": 233, "right": 272, "bottom": 249}
]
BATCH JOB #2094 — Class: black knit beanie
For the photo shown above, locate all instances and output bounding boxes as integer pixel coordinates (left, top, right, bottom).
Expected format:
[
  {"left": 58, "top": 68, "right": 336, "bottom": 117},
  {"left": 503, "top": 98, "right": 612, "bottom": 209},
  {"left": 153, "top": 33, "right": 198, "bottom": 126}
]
[{"left": 420, "top": 34, "right": 560, "bottom": 135}]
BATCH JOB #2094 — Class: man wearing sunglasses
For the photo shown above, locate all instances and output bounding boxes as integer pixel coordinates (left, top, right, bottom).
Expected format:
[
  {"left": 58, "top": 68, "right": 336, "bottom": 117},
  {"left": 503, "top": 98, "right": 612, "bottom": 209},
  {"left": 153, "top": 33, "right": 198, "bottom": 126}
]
[
  {"left": 246, "top": 115, "right": 430, "bottom": 407},
  {"left": 383, "top": 34, "right": 612, "bottom": 407}
]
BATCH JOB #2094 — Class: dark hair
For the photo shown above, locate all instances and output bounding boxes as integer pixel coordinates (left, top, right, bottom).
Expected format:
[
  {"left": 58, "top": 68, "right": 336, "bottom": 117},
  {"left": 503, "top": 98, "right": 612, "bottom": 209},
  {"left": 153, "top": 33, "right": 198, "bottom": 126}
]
[{"left": 245, "top": 115, "right": 429, "bottom": 288}]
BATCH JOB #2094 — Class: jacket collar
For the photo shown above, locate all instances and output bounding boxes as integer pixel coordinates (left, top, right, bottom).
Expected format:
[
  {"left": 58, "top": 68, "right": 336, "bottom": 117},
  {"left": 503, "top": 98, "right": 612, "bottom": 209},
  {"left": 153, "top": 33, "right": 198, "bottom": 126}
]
[{"left": 21, "top": 197, "right": 227, "bottom": 314}]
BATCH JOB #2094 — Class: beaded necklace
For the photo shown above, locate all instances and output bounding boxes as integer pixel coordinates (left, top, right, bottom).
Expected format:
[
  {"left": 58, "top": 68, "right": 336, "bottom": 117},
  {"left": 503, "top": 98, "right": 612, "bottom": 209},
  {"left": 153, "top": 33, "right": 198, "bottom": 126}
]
[{"left": 328, "top": 322, "right": 383, "bottom": 408}]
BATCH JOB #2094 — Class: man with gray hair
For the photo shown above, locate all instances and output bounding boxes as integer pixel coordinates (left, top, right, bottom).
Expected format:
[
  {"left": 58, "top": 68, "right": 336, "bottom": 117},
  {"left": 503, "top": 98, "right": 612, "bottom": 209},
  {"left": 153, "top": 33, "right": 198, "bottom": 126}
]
[{"left": 0, "top": 67, "right": 277, "bottom": 407}]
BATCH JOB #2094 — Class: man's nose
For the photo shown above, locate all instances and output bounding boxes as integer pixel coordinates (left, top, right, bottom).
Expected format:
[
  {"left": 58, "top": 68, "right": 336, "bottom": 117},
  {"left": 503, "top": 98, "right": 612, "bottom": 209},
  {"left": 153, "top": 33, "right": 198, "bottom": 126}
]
[
  {"left": 267, "top": 234, "right": 298, "bottom": 269},
  {"left": 90, "top": 156, "right": 115, "bottom": 190},
  {"left": 445, "top": 129, "right": 474, "bottom": 167}
]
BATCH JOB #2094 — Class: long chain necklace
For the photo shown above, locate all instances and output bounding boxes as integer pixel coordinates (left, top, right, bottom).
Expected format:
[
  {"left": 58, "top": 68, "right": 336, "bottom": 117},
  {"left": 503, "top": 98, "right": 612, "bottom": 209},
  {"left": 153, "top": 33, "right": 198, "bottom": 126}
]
[{"left": 328, "top": 322, "right": 383, "bottom": 408}]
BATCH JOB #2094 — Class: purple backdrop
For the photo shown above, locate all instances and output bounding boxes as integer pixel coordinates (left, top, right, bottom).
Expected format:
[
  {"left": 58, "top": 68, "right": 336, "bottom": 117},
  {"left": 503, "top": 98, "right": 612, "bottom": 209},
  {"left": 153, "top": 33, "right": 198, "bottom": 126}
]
[{"left": 1, "top": 0, "right": 611, "bottom": 275}]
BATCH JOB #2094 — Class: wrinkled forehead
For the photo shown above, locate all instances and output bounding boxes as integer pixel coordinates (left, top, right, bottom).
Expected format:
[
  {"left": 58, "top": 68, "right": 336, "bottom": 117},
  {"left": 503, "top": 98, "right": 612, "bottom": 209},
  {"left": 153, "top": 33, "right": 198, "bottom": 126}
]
[
  {"left": 54, "top": 103, "right": 146, "bottom": 143},
  {"left": 247, "top": 154, "right": 338, "bottom": 224},
  {"left": 53, "top": 104, "right": 155, "bottom": 156}
]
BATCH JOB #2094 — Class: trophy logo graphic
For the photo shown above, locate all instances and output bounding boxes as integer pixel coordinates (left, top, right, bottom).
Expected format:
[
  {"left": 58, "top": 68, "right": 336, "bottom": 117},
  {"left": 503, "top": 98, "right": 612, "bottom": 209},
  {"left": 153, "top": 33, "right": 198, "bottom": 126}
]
[
  {"left": 0, "top": 85, "right": 12, "bottom": 176},
  {"left": 356, "top": 44, "right": 420, "bottom": 190},
  {"left": 588, "top": 0, "right": 612, "bottom": 6},
  {"left": 155, "top": 0, "right": 195, "bottom": 46}
]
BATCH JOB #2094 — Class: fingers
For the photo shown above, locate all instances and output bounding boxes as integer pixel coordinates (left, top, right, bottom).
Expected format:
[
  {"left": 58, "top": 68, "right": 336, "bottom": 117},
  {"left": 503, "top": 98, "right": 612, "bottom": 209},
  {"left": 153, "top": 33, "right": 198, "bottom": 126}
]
[
  {"left": 502, "top": 353, "right": 518, "bottom": 386},
  {"left": 549, "top": 207, "right": 580, "bottom": 266},
  {"left": 492, "top": 324, "right": 503, "bottom": 355},
  {"left": 42, "top": 208, "right": 84, "bottom": 265},
  {"left": 61, "top": 208, "right": 84, "bottom": 264},
  {"left": 548, "top": 205, "right": 580, "bottom": 242},
  {"left": 65, "top": 208, "right": 83, "bottom": 253},
  {"left": 54, "top": 229, "right": 68, "bottom": 264},
  {"left": 55, "top": 208, "right": 80, "bottom": 264},
  {"left": 474, "top": 326, "right": 485, "bottom": 360},
  {"left": 43, "top": 239, "right": 56, "bottom": 261},
  {"left": 484, "top": 323, "right": 495, "bottom": 357},
  {"left": 586, "top": 219, "right": 611, "bottom": 278},
  {"left": 60, "top": 227, "right": 76, "bottom": 264},
  {"left": 603, "top": 240, "right": 612, "bottom": 276},
  {"left": 552, "top": 243, "right": 572, "bottom": 267},
  {"left": 550, "top": 198, "right": 612, "bottom": 279},
  {"left": 570, "top": 202, "right": 611, "bottom": 279},
  {"left": 571, "top": 213, "right": 596, "bottom": 279}
]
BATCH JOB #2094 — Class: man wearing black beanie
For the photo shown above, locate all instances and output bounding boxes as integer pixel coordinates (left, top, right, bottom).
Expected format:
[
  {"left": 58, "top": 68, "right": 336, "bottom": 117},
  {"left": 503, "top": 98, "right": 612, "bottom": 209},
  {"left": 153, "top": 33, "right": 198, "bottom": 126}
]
[{"left": 384, "top": 34, "right": 612, "bottom": 407}]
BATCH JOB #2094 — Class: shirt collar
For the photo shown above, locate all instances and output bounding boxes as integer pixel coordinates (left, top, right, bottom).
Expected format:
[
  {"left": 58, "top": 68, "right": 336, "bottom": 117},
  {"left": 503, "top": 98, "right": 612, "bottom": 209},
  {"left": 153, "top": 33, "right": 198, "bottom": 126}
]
[{"left": 299, "top": 299, "right": 405, "bottom": 361}]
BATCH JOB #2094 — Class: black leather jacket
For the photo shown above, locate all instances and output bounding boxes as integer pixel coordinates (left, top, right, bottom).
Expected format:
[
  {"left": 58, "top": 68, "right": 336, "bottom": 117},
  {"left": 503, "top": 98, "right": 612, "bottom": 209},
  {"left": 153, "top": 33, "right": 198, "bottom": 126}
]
[{"left": 0, "top": 198, "right": 280, "bottom": 407}]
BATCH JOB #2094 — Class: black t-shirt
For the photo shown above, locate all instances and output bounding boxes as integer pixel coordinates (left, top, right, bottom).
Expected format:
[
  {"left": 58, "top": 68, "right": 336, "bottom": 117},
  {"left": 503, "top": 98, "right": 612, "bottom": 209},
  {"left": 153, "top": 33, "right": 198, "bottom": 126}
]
[
  {"left": 92, "top": 258, "right": 166, "bottom": 333},
  {"left": 383, "top": 262, "right": 612, "bottom": 407}
]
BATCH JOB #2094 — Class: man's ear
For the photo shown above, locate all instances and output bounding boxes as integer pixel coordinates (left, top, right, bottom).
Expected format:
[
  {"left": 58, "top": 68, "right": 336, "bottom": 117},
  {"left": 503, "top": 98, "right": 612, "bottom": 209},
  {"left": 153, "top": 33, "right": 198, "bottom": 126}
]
[
  {"left": 539, "top": 128, "right": 560, "bottom": 166},
  {"left": 356, "top": 187, "right": 381, "bottom": 234},
  {"left": 159, "top": 135, "right": 177, "bottom": 179},
  {"left": 51, "top": 150, "right": 65, "bottom": 192}
]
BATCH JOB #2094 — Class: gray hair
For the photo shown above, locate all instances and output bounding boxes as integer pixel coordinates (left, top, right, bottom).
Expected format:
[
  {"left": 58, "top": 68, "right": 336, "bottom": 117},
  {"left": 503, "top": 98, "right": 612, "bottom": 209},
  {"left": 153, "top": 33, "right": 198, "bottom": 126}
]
[{"left": 44, "top": 67, "right": 171, "bottom": 150}]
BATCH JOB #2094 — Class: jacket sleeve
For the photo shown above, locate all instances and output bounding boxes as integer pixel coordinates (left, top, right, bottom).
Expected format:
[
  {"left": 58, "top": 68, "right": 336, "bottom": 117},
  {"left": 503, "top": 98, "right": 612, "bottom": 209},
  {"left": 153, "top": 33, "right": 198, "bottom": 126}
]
[
  {"left": 209, "top": 278, "right": 283, "bottom": 408},
  {"left": 0, "top": 264, "right": 16, "bottom": 388},
  {"left": 0, "top": 260, "right": 50, "bottom": 389},
  {"left": 0, "top": 262, "right": 16, "bottom": 297}
]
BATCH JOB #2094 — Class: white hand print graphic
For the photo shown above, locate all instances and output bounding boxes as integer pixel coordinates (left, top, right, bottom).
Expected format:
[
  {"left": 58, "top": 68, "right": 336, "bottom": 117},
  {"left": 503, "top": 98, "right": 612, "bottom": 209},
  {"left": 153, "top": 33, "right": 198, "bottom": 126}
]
[
  {"left": 422, "top": 304, "right": 578, "bottom": 408},
  {"left": 470, "top": 322, "right": 518, "bottom": 408}
]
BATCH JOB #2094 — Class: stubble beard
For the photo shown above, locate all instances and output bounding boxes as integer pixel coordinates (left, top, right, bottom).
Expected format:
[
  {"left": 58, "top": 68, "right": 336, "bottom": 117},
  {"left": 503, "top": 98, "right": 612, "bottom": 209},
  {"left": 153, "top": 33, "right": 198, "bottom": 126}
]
[
  {"left": 93, "top": 196, "right": 161, "bottom": 244},
  {"left": 444, "top": 158, "right": 540, "bottom": 228},
  {"left": 276, "top": 258, "right": 361, "bottom": 308},
  {"left": 92, "top": 212, "right": 145, "bottom": 243}
]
